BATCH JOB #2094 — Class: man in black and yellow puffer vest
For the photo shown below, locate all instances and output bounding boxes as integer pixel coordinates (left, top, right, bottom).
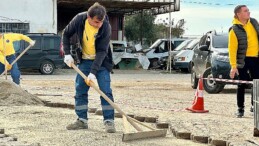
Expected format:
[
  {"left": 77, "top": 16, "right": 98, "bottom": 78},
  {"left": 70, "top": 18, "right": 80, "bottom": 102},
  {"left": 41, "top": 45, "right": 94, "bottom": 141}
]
[
  {"left": 229, "top": 5, "right": 259, "bottom": 118},
  {"left": 0, "top": 33, "right": 35, "bottom": 85}
]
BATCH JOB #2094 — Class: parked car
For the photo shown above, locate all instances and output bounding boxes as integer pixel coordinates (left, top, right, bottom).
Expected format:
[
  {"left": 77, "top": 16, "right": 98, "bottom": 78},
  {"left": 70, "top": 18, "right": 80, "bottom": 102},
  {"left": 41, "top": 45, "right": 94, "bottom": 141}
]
[
  {"left": 173, "top": 38, "right": 200, "bottom": 72},
  {"left": 144, "top": 38, "right": 187, "bottom": 69},
  {"left": 191, "top": 31, "right": 230, "bottom": 93},
  {"left": 170, "top": 39, "right": 193, "bottom": 66},
  {"left": 14, "top": 33, "right": 64, "bottom": 75}
]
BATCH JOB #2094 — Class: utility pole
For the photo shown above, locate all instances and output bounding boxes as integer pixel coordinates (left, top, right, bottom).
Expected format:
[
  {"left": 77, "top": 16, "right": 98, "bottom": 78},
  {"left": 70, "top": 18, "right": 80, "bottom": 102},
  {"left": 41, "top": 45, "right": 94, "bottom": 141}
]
[{"left": 169, "top": 0, "right": 172, "bottom": 73}]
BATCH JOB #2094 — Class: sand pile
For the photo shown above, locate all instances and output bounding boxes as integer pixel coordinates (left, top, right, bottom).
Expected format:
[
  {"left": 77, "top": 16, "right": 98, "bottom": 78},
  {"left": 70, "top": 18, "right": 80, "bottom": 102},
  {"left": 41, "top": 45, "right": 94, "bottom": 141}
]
[{"left": 0, "top": 79, "right": 44, "bottom": 106}]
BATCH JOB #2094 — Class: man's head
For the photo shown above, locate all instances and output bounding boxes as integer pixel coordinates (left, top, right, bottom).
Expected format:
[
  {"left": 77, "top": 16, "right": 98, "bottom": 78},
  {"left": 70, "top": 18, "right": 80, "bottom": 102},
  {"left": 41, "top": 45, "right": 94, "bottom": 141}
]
[
  {"left": 87, "top": 2, "right": 106, "bottom": 29},
  {"left": 234, "top": 5, "right": 250, "bottom": 21}
]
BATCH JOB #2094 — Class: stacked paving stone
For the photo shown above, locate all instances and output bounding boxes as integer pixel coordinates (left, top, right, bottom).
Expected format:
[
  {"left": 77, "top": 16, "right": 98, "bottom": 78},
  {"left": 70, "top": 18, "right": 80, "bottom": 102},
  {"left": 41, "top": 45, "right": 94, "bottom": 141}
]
[
  {"left": 44, "top": 101, "right": 259, "bottom": 146},
  {"left": 0, "top": 128, "right": 40, "bottom": 146}
]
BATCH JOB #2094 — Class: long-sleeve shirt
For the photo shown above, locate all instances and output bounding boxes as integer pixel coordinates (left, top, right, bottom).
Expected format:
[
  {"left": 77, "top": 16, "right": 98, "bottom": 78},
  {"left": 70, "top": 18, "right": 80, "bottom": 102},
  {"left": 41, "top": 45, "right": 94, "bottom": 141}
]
[
  {"left": 0, "top": 33, "right": 32, "bottom": 64},
  {"left": 228, "top": 18, "right": 259, "bottom": 68}
]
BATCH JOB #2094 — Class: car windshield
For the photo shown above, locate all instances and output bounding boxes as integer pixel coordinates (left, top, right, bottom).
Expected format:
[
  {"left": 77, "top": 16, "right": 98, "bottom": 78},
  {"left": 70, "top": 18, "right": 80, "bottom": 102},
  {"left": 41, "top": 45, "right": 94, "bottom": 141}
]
[
  {"left": 150, "top": 39, "right": 162, "bottom": 48},
  {"left": 174, "top": 39, "right": 192, "bottom": 51},
  {"left": 186, "top": 39, "right": 199, "bottom": 50},
  {"left": 212, "top": 35, "right": 228, "bottom": 49}
]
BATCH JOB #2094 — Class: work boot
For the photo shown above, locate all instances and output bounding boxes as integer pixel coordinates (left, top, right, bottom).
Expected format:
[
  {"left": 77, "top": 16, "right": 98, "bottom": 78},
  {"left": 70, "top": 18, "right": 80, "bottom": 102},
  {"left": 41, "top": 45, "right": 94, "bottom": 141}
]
[
  {"left": 236, "top": 107, "right": 244, "bottom": 118},
  {"left": 104, "top": 120, "right": 116, "bottom": 133},
  {"left": 66, "top": 119, "right": 88, "bottom": 130},
  {"left": 250, "top": 106, "right": 254, "bottom": 113}
]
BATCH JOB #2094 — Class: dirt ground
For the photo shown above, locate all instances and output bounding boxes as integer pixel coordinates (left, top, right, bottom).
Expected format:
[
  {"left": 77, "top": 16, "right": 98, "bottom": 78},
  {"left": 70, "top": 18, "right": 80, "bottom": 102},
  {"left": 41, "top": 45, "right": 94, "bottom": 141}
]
[{"left": 0, "top": 69, "right": 259, "bottom": 146}]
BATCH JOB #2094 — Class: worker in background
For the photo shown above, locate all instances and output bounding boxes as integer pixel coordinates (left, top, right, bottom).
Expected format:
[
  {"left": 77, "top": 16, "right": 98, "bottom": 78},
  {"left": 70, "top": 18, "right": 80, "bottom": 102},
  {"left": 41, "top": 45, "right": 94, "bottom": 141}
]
[
  {"left": 228, "top": 5, "right": 259, "bottom": 118},
  {"left": 0, "top": 33, "right": 35, "bottom": 85}
]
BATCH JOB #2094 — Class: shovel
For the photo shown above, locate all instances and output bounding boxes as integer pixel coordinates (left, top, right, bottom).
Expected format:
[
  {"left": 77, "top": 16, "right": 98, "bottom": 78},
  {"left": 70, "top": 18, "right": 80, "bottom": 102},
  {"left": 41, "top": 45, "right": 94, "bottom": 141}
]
[
  {"left": 70, "top": 63, "right": 167, "bottom": 141},
  {"left": 1, "top": 44, "right": 34, "bottom": 77}
]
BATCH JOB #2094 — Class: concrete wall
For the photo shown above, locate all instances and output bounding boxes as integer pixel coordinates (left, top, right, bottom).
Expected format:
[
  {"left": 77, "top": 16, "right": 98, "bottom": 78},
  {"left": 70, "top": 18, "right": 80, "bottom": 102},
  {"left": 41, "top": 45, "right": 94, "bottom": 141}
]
[{"left": 0, "top": 0, "right": 57, "bottom": 33}]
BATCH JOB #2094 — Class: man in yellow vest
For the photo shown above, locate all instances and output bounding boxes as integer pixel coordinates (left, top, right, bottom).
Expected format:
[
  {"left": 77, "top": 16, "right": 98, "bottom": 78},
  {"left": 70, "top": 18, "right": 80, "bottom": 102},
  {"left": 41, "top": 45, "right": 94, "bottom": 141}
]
[
  {"left": 0, "top": 33, "right": 35, "bottom": 84},
  {"left": 63, "top": 2, "right": 115, "bottom": 133},
  {"left": 229, "top": 5, "right": 259, "bottom": 117}
]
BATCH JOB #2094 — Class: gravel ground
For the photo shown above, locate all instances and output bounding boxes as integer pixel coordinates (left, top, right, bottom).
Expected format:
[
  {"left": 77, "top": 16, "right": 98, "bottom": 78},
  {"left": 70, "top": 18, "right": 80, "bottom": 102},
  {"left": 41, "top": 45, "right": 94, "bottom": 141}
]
[{"left": 0, "top": 69, "right": 258, "bottom": 146}]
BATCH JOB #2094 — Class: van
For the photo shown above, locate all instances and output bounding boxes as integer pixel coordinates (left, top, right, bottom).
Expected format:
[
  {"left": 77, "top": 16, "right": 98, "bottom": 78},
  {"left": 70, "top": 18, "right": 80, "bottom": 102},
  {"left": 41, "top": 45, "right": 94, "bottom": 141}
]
[
  {"left": 173, "top": 39, "right": 200, "bottom": 72},
  {"left": 14, "top": 33, "right": 64, "bottom": 75},
  {"left": 144, "top": 38, "right": 187, "bottom": 69}
]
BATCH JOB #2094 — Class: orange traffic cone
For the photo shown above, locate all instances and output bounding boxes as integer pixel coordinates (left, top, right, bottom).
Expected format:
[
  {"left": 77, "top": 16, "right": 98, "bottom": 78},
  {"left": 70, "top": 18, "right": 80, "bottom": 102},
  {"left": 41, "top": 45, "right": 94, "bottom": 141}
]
[{"left": 186, "top": 78, "right": 209, "bottom": 113}]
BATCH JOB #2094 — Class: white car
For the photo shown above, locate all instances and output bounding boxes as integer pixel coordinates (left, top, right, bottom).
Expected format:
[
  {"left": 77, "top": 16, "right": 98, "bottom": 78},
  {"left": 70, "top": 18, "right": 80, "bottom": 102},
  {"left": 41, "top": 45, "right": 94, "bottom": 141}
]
[
  {"left": 144, "top": 38, "right": 188, "bottom": 69},
  {"left": 173, "top": 39, "right": 200, "bottom": 72}
]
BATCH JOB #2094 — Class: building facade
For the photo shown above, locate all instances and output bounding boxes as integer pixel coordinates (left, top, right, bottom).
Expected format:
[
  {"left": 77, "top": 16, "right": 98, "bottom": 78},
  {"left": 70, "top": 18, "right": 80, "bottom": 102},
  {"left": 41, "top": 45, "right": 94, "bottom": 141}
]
[{"left": 0, "top": 0, "right": 57, "bottom": 34}]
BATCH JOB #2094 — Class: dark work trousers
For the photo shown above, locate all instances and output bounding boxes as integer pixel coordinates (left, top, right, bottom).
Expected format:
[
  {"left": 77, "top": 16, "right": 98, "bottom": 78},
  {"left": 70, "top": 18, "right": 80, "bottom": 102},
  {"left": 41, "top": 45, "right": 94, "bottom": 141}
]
[{"left": 237, "top": 57, "right": 259, "bottom": 108}]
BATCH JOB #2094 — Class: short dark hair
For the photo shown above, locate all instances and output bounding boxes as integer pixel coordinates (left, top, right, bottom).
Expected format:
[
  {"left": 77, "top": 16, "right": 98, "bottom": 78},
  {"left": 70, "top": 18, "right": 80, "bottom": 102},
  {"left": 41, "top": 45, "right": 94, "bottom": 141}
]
[
  {"left": 234, "top": 5, "right": 247, "bottom": 17},
  {"left": 88, "top": 2, "right": 106, "bottom": 21}
]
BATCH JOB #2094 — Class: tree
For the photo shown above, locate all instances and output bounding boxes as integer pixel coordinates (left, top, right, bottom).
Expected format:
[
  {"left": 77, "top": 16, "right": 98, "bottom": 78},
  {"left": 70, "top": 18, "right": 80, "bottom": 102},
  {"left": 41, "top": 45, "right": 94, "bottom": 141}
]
[
  {"left": 155, "top": 18, "right": 186, "bottom": 38},
  {"left": 124, "top": 12, "right": 157, "bottom": 45}
]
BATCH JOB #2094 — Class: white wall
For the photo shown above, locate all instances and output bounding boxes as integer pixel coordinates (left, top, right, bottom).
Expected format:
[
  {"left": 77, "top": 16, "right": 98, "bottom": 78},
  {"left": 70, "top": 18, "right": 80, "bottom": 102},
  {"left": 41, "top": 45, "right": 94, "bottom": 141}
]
[{"left": 0, "top": 0, "right": 57, "bottom": 33}]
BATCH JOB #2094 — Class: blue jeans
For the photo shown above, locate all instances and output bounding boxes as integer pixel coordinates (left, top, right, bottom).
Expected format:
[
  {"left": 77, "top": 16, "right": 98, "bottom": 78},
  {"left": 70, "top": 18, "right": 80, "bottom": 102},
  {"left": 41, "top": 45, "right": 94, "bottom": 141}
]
[
  {"left": 0, "top": 54, "right": 20, "bottom": 85},
  {"left": 75, "top": 59, "right": 114, "bottom": 121}
]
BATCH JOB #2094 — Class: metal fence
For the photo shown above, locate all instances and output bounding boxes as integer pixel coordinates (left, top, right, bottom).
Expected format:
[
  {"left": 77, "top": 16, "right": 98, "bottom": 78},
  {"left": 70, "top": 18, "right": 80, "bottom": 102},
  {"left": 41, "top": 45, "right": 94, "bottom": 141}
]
[{"left": 0, "top": 23, "right": 29, "bottom": 34}]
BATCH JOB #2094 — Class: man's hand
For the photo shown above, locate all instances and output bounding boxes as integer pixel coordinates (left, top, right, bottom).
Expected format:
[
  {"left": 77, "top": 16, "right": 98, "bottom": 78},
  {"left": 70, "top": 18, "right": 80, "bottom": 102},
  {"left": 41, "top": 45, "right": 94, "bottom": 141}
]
[
  {"left": 5, "top": 62, "right": 12, "bottom": 71},
  {"left": 30, "top": 40, "right": 36, "bottom": 46},
  {"left": 64, "top": 55, "right": 74, "bottom": 67},
  {"left": 230, "top": 68, "right": 238, "bottom": 79},
  {"left": 86, "top": 73, "right": 96, "bottom": 86}
]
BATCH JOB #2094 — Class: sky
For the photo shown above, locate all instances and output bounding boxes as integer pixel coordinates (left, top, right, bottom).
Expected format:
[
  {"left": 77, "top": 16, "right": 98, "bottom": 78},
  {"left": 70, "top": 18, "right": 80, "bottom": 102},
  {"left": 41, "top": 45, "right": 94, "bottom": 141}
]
[{"left": 156, "top": 0, "right": 259, "bottom": 36}]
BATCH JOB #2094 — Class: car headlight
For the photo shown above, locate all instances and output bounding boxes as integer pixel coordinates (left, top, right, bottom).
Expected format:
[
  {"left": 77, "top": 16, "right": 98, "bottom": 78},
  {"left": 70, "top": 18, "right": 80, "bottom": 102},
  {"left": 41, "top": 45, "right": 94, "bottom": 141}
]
[
  {"left": 177, "top": 57, "right": 186, "bottom": 61},
  {"left": 215, "top": 55, "right": 229, "bottom": 62}
]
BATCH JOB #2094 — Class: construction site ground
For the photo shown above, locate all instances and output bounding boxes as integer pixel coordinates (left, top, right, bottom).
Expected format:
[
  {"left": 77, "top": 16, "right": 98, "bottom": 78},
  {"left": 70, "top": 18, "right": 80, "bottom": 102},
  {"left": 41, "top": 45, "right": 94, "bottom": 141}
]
[{"left": 0, "top": 69, "right": 259, "bottom": 146}]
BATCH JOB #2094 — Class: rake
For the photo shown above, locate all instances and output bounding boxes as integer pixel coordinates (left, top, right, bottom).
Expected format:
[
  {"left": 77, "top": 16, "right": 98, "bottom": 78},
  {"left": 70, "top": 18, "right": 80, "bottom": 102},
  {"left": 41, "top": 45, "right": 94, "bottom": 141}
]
[{"left": 71, "top": 63, "right": 167, "bottom": 141}]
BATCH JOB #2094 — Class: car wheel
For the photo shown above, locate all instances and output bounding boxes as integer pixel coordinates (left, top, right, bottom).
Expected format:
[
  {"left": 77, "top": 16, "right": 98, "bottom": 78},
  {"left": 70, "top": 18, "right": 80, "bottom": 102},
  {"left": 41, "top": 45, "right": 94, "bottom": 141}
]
[
  {"left": 149, "top": 58, "right": 159, "bottom": 69},
  {"left": 191, "top": 66, "right": 198, "bottom": 89},
  {"left": 40, "top": 60, "right": 55, "bottom": 75},
  {"left": 203, "top": 67, "right": 225, "bottom": 93},
  {"left": 187, "top": 62, "right": 192, "bottom": 73}
]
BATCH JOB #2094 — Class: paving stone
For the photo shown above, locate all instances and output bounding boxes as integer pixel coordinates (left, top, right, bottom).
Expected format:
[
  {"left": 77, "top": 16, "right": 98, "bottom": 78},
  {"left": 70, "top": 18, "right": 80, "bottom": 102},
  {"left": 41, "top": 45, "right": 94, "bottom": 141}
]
[
  {"left": 95, "top": 109, "right": 103, "bottom": 115},
  {"left": 155, "top": 123, "right": 169, "bottom": 129},
  {"left": 209, "top": 138, "right": 227, "bottom": 146},
  {"left": 66, "top": 104, "right": 74, "bottom": 109},
  {"left": 144, "top": 117, "right": 157, "bottom": 123},
  {"left": 114, "top": 112, "right": 122, "bottom": 118},
  {"left": 254, "top": 128, "right": 259, "bottom": 137},
  {"left": 175, "top": 131, "right": 191, "bottom": 140},
  {"left": 127, "top": 114, "right": 134, "bottom": 118},
  {"left": 0, "top": 134, "right": 7, "bottom": 138},
  {"left": 88, "top": 108, "right": 97, "bottom": 113},
  {"left": 191, "top": 134, "right": 209, "bottom": 143},
  {"left": 0, "top": 136, "right": 16, "bottom": 142},
  {"left": 134, "top": 116, "right": 145, "bottom": 122},
  {"left": 0, "top": 129, "right": 4, "bottom": 134}
]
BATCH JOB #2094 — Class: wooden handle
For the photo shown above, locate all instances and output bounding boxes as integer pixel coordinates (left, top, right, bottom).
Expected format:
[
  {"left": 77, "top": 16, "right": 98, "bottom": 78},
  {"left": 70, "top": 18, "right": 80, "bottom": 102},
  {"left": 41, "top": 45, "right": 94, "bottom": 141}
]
[
  {"left": 11, "top": 44, "right": 33, "bottom": 66},
  {"left": 71, "top": 63, "right": 144, "bottom": 131},
  {"left": 1, "top": 44, "right": 33, "bottom": 76}
]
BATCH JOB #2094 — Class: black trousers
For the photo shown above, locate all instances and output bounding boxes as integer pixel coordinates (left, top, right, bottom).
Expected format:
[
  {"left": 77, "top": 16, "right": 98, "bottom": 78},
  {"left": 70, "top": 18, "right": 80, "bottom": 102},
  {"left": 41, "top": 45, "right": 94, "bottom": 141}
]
[{"left": 237, "top": 57, "right": 259, "bottom": 108}]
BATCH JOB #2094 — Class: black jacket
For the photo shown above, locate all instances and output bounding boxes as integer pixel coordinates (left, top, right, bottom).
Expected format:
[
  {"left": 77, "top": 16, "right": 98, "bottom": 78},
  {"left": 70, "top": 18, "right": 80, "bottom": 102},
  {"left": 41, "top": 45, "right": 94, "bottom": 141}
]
[
  {"left": 231, "top": 17, "right": 259, "bottom": 68},
  {"left": 62, "top": 12, "right": 113, "bottom": 75}
]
